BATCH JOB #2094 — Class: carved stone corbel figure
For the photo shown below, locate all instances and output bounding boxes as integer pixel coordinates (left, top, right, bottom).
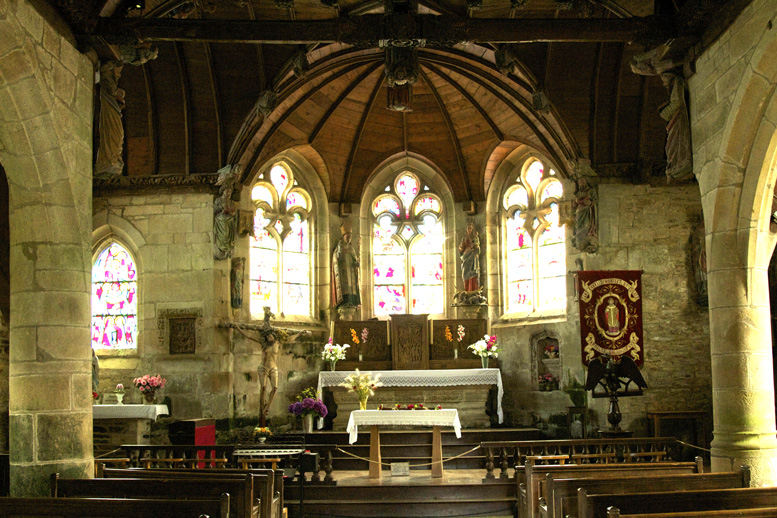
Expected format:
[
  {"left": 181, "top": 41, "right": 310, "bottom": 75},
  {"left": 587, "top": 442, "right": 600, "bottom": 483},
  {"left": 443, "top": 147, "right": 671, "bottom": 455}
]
[
  {"left": 214, "top": 164, "right": 242, "bottom": 260},
  {"left": 630, "top": 43, "right": 693, "bottom": 183},
  {"left": 571, "top": 167, "right": 599, "bottom": 254},
  {"left": 94, "top": 60, "right": 126, "bottom": 178}
]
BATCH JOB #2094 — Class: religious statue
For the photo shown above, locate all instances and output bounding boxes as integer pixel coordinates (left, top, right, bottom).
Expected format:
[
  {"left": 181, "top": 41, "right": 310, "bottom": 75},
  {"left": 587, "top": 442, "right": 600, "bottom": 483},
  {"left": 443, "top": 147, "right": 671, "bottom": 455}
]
[
  {"left": 222, "top": 307, "right": 310, "bottom": 426},
  {"left": 214, "top": 164, "right": 241, "bottom": 260},
  {"left": 459, "top": 221, "right": 481, "bottom": 292},
  {"left": 92, "top": 349, "right": 100, "bottom": 394},
  {"left": 572, "top": 175, "right": 599, "bottom": 253},
  {"left": 332, "top": 222, "right": 360, "bottom": 309},
  {"left": 94, "top": 60, "right": 125, "bottom": 178},
  {"left": 604, "top": 298, "right": 620, "bottom": 336},
  {"left": 630, "top": 42, "right": 693, "bottom": 183},
  {"left": 230, "top": 257, "right": 245, "bottom": 310}
]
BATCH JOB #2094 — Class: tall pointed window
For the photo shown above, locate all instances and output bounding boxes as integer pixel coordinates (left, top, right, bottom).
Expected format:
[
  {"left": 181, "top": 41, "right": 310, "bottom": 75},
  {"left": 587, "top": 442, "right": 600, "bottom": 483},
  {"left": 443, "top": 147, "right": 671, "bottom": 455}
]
[
  {"left": 372, "top": 172, "right": 444, "bottom": 316},
  {"left": 91, "top": 242, "right": 138, "bottom": 349},
  {"left": 249, "top": 162, "right": 312, "bottom": 318},
  {"left": 503, "top": 159, "right": 566, "bottom": 315}
]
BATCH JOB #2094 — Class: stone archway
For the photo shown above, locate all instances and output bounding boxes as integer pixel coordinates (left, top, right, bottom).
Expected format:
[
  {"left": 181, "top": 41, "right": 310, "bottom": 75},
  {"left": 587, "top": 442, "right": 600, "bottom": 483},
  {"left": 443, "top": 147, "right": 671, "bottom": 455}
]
[
  {"left": 0, "top": 1, "right": 94, "bottom": 495},
  {"left": 689, "top": 0, "right": 777, "bottom": 485}
]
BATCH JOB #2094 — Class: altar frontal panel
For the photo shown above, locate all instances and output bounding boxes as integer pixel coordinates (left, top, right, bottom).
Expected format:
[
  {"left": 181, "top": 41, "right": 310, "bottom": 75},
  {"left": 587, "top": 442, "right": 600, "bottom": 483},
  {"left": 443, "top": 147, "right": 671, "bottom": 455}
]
[{"left": 577, "top": 270, "right": 643, "bottom": 366}]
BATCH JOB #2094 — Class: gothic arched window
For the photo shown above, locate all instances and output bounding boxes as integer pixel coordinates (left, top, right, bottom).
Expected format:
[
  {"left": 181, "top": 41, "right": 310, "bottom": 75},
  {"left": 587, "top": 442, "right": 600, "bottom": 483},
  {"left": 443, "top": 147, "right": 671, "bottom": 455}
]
[
  {"left": 502, "top": 158, "right": 566, "bottom": 315},
  {"left": 91, "top": 242, "right": 138, "bottom": 350},
  {"left": 372, "top": 171, "right": 444, "bottom": 316},
  {"left": 249, "top": 162, "right": 312, "bottom": 318}
]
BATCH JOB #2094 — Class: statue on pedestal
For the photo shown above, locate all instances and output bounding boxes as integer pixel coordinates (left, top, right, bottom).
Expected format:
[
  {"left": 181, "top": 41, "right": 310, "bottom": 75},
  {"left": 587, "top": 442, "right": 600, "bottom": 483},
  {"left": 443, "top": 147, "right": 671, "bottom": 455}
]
[
  {"left": 454, "top": 221, "right": 487, "bottom": 307},
  {"left": 332, "top": 222, "right": 360, "bottom": 311}
]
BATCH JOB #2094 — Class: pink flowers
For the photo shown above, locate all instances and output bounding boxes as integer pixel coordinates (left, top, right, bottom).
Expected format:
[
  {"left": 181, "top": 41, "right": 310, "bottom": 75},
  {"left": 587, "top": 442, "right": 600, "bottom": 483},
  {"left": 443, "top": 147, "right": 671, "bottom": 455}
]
[{"left": 133, "top": 374, "right": 166, "bottom": 392}]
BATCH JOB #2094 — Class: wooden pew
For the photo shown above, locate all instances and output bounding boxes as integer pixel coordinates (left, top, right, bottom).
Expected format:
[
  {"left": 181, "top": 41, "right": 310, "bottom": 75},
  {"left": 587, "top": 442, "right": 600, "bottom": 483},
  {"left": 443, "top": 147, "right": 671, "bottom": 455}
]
[
  {"left": 52, "top": 474, "right": 255, "bottom": 518},
  {"left": 520, "top": 457, "right": 703, "bottom": 518},
  {"left": 578, "top": 486, "right": 777, "bottom": 518},
  {"left": 611, "top": 507, "right": 777, "bottom": 518},
  {"left": 103, "top": 466, "right": 281, "bottom": 518},
  {"left": 542, "top": 466, "right": 750, "bottom": 518},
  {"left": 0, "top": 495, "right": 230, "bottom": 518}
]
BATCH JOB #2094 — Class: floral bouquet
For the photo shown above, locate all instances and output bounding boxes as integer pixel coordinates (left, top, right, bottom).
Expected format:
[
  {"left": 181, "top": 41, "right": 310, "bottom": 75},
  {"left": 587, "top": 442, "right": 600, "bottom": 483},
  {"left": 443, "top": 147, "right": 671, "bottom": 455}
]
[
  {"left": 92, "top": 391, "right": 99, "bottom": 402},
  {"left": 539, "top": 373, "right": 559, "bottom": 391},
  {"left": 133, "top": 374, "right": 166, "bottom": 402},
  {"left": 288, "top": 387, "right": 328, "bottom": 419},
  {"left": 115, "top": 383, "right": 125, "bottom": 394},
  {"left": 322, "top": 338, "right": 349, "bottom": 370},
  {"left": 339, "top": 369, "right": 383, "bottom": 410},
  {"left": 254, "top": 426, "right": 273, "bottom": 440},
  {"left": 468, "top": 334, "right": 499, "bottom": 368}
]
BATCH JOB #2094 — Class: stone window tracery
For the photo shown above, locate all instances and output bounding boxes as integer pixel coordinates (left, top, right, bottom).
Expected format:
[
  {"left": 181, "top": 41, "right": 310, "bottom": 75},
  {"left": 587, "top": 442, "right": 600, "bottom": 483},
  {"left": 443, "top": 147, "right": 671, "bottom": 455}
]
[
  {"left": 249, "top": 162, "right": 312, "bottom": 318},
  {"left": 371, "top": 171, "right": 445, "bottom": 316},
  {"left": 91, "top": 242, "right": 138, "bottom": 350},
  {"left": 502, "top": 158, "right": 566, "bottom": 316}
]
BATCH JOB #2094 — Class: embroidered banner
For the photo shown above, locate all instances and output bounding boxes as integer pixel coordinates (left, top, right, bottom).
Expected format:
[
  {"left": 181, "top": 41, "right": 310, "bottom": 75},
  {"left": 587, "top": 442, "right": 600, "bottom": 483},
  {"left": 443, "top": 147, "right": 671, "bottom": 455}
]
[{"left": 577, "top": 270, "right": 643, "bottom": 366}]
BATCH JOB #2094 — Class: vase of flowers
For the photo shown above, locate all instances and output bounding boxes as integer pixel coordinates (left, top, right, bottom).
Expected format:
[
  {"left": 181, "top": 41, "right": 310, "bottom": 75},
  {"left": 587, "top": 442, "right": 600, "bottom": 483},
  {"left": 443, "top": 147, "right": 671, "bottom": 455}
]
[
  {"left": 133, "top": 374, "right": 166, "bottom": 404},
  {"left": 92, "top": 391, "right": 99, "bottom": 405},
  {"left": 321, "top": 338, "right": 349, "bottom": 371},
  {"left": 288, "top": 388, "right": 328, "bottom": 433},
  {"left": 254, "top": 426, "right": 272, "bottom": 443},
  {"left": 539, "top": 373, "right": 559, "bottom": 391},
  {"left": 468, "top": 334, "right": 499, "bottom": 369},
  {"left": 339, "top": 369, "right": 383, "bottom": 410},
  {"left": 115, "top": 383, "right": 125, "bottom": 405}
]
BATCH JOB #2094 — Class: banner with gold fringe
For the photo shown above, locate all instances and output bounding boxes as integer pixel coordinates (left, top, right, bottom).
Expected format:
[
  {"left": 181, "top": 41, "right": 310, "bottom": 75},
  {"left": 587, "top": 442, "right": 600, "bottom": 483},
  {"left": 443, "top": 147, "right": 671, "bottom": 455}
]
[{"left": 577, "top": 270, "right": 643, "bottom": 366}]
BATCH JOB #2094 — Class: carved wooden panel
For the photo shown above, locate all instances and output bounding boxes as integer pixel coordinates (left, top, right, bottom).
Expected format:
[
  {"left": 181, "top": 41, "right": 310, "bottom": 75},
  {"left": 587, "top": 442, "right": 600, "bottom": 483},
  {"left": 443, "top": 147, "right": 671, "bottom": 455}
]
[
  {"left": 333, "top": 320, "right": 390, "bottom": 362},
  {"left": 390, "top": 314, "right": 429, "bottom": 370},
  {"left": 169, "top": 317, "right": 196, "bottom": 354},
  {"left": 430, "top": 318, "right": 487, "bottom": 362}
]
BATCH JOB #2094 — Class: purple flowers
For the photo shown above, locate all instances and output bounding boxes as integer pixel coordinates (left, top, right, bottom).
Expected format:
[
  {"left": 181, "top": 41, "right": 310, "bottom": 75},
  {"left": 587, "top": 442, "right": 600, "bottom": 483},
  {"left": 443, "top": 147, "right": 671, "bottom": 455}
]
[{"left": 288, "top": 398, "right": 328, "bottom": 418}]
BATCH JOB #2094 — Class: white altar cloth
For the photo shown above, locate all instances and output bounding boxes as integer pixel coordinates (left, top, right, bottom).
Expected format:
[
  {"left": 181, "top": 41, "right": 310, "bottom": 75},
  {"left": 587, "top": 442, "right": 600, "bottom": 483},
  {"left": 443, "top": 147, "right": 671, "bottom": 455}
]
[
  {"left": 346, "top": 409, "right": 461, "bottom": 444},
  {"left": 93, "top": 404, "right": 169, "bottom": 421},
  {"left": 317, "top": 368, "right": 503, "bottom": 429}
]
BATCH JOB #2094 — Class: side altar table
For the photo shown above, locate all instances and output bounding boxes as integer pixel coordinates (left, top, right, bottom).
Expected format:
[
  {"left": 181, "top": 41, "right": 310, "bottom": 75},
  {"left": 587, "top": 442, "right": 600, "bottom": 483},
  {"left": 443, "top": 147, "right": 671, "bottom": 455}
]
[
  {"left": 317, "top": 368, "right": 503, "bottom": 430},
  {"left": 93, "top": 405, "right": 169, "bottom": 446},
  {"left": 347, "top": 409, "right": 462, "bottom": 478}
]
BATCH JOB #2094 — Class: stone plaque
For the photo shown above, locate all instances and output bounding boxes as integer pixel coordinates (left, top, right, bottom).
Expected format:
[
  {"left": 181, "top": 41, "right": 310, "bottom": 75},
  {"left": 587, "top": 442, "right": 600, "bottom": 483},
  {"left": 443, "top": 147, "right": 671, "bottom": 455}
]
[{"left": 169, "top": 317, "right": 196, "bottom": 354}]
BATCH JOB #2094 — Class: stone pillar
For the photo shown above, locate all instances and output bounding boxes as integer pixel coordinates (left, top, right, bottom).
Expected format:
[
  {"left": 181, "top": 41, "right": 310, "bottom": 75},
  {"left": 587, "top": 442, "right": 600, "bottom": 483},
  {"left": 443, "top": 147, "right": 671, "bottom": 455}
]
[
  {"left": 0, "top": 1, "right": 95, "bottom": 495},
  {"left": 707, "top": 232, "right": 777, "bottom": 483}
]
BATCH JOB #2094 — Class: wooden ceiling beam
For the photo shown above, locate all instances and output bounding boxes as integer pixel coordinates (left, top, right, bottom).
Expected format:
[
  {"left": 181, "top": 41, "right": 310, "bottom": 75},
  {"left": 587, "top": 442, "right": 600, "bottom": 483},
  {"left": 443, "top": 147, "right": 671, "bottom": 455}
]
[{"left": 92, "top": 15, "right": 664, "bottom": 45}]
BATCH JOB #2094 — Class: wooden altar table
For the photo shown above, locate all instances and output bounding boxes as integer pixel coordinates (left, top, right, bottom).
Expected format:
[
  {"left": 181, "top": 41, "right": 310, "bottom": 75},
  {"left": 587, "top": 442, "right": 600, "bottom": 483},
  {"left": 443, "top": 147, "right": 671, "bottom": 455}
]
[
  {"left": 317, "top": 368, "right": 503, "bottom": 429},
  {"left": 346, "top": 409, "right": 462, "bottom": 479}
]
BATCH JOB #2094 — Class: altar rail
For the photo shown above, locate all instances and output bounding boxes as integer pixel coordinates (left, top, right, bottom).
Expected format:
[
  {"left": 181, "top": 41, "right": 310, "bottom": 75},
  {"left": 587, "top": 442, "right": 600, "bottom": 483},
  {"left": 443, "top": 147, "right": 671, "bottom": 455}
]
[
  {"left": 480, "top": 437, "right": 679, "bottom": 480},
  {"left": 98, "top": 444, "right": 337, "bottom": 483}
]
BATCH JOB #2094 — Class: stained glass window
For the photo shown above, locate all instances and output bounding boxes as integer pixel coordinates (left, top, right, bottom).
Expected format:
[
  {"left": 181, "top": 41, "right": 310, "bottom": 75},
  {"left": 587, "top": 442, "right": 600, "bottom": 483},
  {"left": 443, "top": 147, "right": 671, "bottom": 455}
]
[
  {"left": 372, "top": 171, "right": 444, "bottom": 316},
  {"left": 250, "top": 161, "right": 312, "bottom": 318},
  {"left": 92, "top": 242, "right": 138, "bottom": 350},
  {"left": 502, "top": 158, "right": 566, "bottom": 315}
]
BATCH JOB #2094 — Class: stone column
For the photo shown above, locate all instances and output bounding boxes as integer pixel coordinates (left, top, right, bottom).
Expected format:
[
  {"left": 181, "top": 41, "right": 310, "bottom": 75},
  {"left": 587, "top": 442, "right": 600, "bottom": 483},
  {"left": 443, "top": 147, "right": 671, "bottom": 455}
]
[
  {"left": 707, "top": 229, "right": 777, "bottom": 483},
  {"left": 0, "top": 1, "right": 95, "bottom": 496}
]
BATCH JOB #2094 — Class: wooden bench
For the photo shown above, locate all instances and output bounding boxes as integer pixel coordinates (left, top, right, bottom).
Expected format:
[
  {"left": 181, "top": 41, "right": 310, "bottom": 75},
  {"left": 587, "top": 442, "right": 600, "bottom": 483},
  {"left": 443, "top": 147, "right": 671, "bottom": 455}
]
[
  {"left": 612, "top": 507, "right": 777, "bottom": 518},
  {"left": 103, "top": 466, "right": 282, "bottom": 518},
  {"left": 578, "top": 486, "right": 777, "bottom": 518},
  {"left": 520, "top": 457, "right": 704, "bottom": 518},
  {"left": 52, "top": 473, "right": 255, "bottom": 518},
  {"left": 542, "top": 466, "right": 750, "bottom": 518},
  {"left": 0, "top": 495, "right": 230, "bottom": 518}
]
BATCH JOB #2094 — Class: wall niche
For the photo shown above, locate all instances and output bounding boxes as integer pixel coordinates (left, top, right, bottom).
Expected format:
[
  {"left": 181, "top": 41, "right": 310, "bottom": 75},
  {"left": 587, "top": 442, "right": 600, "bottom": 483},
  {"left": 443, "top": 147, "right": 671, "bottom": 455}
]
[{"left": 531, "top": 331, "right": 561, "bottom": 391}]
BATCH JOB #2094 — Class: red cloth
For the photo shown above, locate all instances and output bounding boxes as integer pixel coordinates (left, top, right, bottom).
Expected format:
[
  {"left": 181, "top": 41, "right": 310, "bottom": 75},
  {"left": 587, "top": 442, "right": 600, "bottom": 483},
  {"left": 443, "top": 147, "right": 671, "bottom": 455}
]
[{"left": 577, "top": 270, "right": 643, "bottom": 366}]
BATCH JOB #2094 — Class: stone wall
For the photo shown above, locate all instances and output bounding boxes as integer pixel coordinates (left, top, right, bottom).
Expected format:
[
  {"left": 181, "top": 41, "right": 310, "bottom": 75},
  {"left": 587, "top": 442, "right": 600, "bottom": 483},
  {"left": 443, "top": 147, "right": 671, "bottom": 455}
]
[
  {"left": 93, "top": 193, "right": 232, "bottom": 419},
  {"left": 494, "top": 183, "right": 711, "bottom": 435}
]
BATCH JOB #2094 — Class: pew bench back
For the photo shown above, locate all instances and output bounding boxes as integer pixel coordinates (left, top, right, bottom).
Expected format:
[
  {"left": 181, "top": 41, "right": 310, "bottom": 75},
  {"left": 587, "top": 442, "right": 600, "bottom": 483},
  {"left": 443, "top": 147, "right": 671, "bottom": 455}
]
[
  {"left": 0, "top": 495, "right": 230, "bottom": 518},
  {"left": 545, "top": 467, "right": 749, "bottom": 518},
  {"left": 578, "top": 486, "right": 777, "bottom": 518}
]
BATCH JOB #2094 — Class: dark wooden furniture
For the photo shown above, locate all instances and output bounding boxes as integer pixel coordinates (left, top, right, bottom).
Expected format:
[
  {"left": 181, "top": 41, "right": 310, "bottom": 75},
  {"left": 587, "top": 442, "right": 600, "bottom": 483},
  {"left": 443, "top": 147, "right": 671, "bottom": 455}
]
[
  {"left": 102, "top": 467, "right": 281, "bottom": 518},
  {"left": 612, "top": 508, "right": 777, "bottom": 518},
  {"left": 334, "top": 320, "right": 391, "bottom": 370},
  {"left": 543, "top": 466, "right": 750, "bottom": 518},
  {"left": 646, "top": 411, "right": 708, "bottom": 460},
  {"left": 0, "top": 495, "right": 230, "bottom": 518},
  {"left": 578, "top": 486, "right": 777, "bottom": 518},
  {"left": 520, "top": 458, "right": 704, "bottom": 518},
  {"left": 52, "top": 473, "right": 254, "bottom": 518},
  {"left": 429, "top": 318, "right": 486, "bottom": 368},
  {"left": 390, "top": 313, "right": 429, "bottom": 369}
]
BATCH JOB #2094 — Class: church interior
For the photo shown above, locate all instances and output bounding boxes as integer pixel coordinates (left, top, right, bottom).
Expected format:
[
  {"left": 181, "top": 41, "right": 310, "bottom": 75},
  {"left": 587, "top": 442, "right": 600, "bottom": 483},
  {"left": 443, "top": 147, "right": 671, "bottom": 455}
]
[{"left": 1, "top": 0, "right": 777, "bottom": 514}]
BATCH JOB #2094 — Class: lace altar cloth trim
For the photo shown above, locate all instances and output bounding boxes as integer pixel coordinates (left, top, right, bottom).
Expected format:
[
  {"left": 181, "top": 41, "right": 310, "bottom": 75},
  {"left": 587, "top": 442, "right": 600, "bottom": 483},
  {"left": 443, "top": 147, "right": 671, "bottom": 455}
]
[
  {"left": 93, "top": 404, "right": 169, "bottom": 421},
  {"left": 346, "top": 409, "right": 462, "bottom": 444},
  {"left": 317, "top": 368, "right": 503, "bottom": 429}
]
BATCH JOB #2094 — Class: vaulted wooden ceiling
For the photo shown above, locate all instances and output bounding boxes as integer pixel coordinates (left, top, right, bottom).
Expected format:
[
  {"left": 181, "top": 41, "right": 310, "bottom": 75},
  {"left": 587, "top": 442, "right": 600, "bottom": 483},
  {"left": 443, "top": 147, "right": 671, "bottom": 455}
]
[{"left": 51, "top": 0, "right": 749, "bottom": 201}]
